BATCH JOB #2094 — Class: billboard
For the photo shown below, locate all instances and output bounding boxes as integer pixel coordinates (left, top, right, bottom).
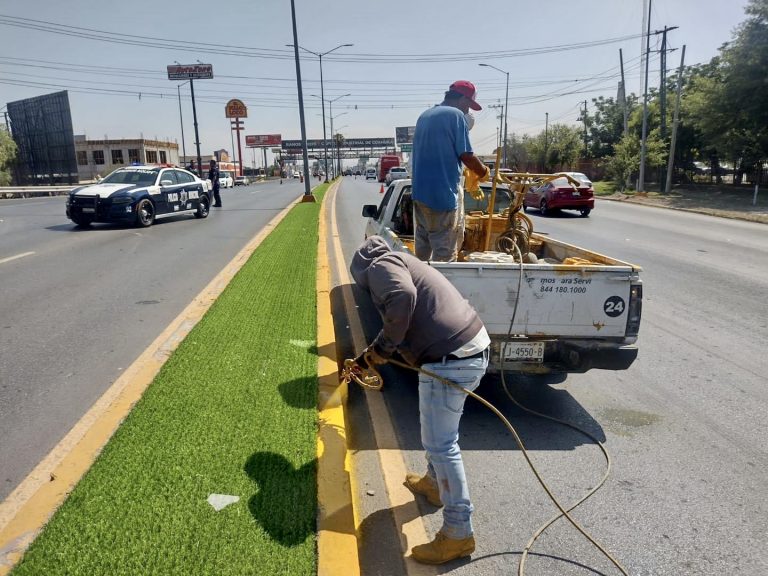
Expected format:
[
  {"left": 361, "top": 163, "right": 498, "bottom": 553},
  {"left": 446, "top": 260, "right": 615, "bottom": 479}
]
[
  {"left": 395, "top": 126, "right": 416, "bottom": 145},
  {"left": 6, "top": 90, "right": 78, "bottom": 185},
  {"left": 225, "top": 99, "right": 247, "bottom": 119},
  {"left": 167, "top": 64, "right": 213, "bottom": 80},
  {"left": 282, "top": 137, "right": 394, "bottom": 150},
  {"left": 245, "top": 134, "right": 282, "bottom": 147}
]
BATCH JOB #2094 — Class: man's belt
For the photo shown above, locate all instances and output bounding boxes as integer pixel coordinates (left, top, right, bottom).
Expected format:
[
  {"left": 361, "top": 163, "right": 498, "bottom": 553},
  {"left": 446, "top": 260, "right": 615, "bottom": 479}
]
[{"left": 446, "top": 348, "right": 487, "bottom": 361}]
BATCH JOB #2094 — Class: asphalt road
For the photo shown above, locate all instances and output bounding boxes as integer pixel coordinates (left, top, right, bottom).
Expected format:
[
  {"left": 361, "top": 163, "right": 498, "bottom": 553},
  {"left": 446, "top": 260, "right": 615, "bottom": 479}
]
[
  {"left": 0, "top": 179, "right": 305, "bottom": 501},
  {"left": 331, "top": 180, "right": 768, "bottom": 576}
]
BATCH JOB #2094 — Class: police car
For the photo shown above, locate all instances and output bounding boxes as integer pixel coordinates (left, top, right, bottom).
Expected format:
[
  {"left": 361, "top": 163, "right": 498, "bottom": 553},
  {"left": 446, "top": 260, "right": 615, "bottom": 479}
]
[{"left": 66, "top": 165, "right": 212, "bottom": 228}]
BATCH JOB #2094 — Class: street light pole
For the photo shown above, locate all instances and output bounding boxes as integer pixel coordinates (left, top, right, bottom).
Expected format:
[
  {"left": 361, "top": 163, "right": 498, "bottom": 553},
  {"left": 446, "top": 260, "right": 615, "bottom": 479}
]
[
  {"left": 291, "top": 43, "right": 353, "bottom": 183},
  {"left": 288, "top": 0, "right": 312, "bottom": 197},
  {"left": 479, "top": 63, "right": 509, "bottom": 168},
  {"left": 330, "top": 112, "right": 347, "bottom": 177},
  {"left": 326, "top": 93, "right": 352, "bottom": 176}
]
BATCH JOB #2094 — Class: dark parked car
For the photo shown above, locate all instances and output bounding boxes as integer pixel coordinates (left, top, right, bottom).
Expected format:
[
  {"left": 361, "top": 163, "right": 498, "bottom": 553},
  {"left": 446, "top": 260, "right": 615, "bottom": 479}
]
[{"left": 523, "top": 172, "right": 594, "bottom": 217}]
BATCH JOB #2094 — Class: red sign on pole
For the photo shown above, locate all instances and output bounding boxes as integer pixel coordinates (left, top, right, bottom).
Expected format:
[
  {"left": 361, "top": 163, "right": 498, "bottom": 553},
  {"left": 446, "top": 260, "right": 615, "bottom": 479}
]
[{"left": 245, "top": 134, "right": 282, "bottom": 147}]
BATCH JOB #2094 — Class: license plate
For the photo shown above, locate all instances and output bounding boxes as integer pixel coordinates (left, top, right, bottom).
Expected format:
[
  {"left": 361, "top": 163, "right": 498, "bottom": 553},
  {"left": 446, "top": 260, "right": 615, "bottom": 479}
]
[
  {"left": 82, "top": 207, "right": 95, "bottom": 213},
  {"left": 572, "top": 191, "right": 581, "bottom": 196},
  {"left": 502, "top": 341, "right": 545, "bottom": 362}
]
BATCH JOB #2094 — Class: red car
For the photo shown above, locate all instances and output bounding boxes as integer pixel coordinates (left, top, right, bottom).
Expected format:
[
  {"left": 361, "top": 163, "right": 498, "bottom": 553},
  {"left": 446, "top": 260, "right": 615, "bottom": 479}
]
[{"left": 523, "top": 172, "right": 594, "bottom": 217}]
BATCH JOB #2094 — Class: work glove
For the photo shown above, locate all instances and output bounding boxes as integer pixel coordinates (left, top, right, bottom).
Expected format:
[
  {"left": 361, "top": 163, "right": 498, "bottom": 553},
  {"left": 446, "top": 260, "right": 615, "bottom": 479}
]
[
  {"left": 352, "top": 344, "right": 388, "bottom": 371},
  {"left": 479, "top": 164, "right": 491, "bottom": 182},
  {"left": 463, "top": 168, "right": 485, "bottom": 201}
]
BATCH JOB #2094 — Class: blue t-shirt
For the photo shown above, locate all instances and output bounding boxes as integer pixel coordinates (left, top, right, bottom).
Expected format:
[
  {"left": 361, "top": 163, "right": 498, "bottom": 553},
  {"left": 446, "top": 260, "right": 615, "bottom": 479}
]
[{"left": 411, "top": 105, "right": 472, "bottom": 211}]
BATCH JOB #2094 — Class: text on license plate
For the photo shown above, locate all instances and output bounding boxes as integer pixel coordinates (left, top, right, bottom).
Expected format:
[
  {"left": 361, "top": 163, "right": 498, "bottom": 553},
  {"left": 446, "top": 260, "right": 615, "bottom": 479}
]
[
  {"left": 82, "top": 207, "right": 95, "bottom": 213},
  {"left": 502, "top": 341, "right": 545, "bottom": 362}
]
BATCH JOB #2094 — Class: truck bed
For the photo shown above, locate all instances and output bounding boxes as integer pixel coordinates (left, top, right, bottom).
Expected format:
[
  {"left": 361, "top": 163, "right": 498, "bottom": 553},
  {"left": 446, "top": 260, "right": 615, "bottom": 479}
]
[{"left": 363, "top": 179, "right": 642, "bottom": 374}]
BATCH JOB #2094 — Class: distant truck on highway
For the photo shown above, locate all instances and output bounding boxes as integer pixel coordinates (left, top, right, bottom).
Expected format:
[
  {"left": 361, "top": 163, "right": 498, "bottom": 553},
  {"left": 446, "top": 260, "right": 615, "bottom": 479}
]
[
  {"left": 377, "top": 154, "right": 400, "bottom": 183},
  {"left": 361, "top": 178, "right": 642, "bottom": 378}
]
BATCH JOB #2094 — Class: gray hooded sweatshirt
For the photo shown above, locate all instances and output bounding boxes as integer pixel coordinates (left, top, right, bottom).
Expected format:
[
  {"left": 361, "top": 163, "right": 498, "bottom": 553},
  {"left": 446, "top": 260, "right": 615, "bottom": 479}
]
[{"left": 350, "top": 236, "right": 485, "bottom": 366}]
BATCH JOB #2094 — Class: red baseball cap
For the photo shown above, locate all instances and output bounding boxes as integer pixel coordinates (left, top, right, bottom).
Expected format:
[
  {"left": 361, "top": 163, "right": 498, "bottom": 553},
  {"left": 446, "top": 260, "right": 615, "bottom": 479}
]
[{"left": 449, "top": 80, "right": 482, "bottom": 111}]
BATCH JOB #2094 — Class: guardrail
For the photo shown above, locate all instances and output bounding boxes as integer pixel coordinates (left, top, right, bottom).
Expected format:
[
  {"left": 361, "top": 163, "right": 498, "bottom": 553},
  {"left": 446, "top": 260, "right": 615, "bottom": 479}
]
[{"left": 1, "top": 186, "right": 78, "bottom": 199}]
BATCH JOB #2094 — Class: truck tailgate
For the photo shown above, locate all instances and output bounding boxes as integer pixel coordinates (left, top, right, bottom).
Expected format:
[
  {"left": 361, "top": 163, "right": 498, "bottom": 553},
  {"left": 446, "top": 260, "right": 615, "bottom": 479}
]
[{"left": 433, "top": 262, "right": 637, "bottom": 338}]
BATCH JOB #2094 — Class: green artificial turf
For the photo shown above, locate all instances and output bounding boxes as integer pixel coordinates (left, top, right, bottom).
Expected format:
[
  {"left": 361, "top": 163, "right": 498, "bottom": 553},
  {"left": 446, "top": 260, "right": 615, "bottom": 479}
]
[{"left": 13, "top": 188, "right": 327, "bottom": 576}]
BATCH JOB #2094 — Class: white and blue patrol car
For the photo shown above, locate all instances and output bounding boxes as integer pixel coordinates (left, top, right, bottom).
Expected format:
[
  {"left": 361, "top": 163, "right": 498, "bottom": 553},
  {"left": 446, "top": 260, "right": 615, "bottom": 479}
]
[{"left": 66, "top": 165, "right": 212, "bottom": 228}]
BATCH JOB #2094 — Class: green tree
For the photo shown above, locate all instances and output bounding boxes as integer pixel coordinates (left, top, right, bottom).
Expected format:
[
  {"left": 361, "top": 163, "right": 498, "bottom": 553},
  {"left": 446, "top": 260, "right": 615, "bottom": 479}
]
[
  {"left": 523, "top": 124, "right": 582, "bottom": 172},
  {"left": 585, "top": 94, "right": 639, "bottom": 159},
  {"left": 683, "top": 0, "right": 768, "bottom": 181},
  {"left": 607, "top": 130, "right": 666, "bottom": 191},
  {"left": 0, "top": 127, "right": 17, "bottom": 186}
]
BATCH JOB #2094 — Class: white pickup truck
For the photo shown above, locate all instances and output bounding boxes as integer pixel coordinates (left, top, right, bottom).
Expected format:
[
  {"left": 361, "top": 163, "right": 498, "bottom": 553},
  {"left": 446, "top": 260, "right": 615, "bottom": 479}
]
[{"left": 361, "top": 179, "right": 642, "bottom": 376}]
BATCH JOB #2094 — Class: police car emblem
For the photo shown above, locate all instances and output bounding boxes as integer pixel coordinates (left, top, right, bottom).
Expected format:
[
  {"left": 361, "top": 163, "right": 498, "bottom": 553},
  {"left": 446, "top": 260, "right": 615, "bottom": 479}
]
[{"left": 179, "top": 190, "right": 188, "bottom": 204}]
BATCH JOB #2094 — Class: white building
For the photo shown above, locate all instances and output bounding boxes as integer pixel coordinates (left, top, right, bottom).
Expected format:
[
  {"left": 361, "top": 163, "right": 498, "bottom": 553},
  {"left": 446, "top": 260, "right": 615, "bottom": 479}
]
[{"left": 74, "top": 135, "right": 180, "bottom": 182}]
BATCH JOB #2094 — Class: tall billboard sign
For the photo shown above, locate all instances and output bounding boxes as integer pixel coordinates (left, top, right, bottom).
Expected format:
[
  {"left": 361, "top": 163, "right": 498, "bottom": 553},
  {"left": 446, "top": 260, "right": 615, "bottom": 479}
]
[
  {"left": 395, "top": 126, "right": 416, "bottom": 146},
  {"left": 225, "top": 99, "right": 248, "bottom": 119},
  {"left": 225, "top": 99, "right": 247, "bottom": 176},
  {"left": 245, "top": 134, "right": 282, "bottom": 147},
  {"left": 167, "top": 63, "right": 213, "bottom": 177},
  {"left": 166, "top": 64, "right": 213, "bottom": 80},
  {"left": 6, "top": 90, "right": 77, "bottom": 185}
]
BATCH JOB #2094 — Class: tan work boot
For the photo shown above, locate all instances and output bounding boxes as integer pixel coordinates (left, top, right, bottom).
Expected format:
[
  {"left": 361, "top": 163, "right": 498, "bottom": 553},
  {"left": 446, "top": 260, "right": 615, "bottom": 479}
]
[
  {"left": 404, "top": 473, "right": 442, "bottom": 507},
  {"left": 411, "top": 531, "right": 475, "bottom": 564}
]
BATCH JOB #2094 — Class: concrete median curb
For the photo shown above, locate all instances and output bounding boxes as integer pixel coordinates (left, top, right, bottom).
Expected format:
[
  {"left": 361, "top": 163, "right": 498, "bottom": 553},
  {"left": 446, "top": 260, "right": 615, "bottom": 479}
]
[{"left": 316, "top": 180, "right": 361, "bottom": 576}]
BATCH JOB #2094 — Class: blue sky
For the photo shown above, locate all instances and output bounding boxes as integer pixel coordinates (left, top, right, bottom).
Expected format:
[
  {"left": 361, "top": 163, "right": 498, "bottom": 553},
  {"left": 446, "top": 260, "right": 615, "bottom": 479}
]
[{"left": 0, "top": 0, "right": 750, "bottom": 167}]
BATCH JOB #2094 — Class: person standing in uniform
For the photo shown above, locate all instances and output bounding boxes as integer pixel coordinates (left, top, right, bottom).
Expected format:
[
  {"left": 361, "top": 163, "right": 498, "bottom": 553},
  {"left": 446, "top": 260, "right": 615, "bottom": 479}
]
[
  {"left": 411, "top": 80, "right": 490, "bottom": 262},
  {"left": 208, "top": 159, "right": 222, "bottom": 208},
  {"left": 349, "top": 235, "right": 490, "bottom": 564}
]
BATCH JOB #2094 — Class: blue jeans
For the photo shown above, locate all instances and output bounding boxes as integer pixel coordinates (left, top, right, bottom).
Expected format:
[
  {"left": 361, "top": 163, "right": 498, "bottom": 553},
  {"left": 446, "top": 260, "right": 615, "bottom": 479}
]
[{"left": 419, "top": 348, "right": 488, "bottom": 539}]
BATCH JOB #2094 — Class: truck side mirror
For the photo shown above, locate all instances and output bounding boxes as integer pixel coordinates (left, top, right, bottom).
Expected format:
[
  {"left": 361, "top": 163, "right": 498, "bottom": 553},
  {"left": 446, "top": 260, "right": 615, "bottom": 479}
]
[{"left": 362, "top": 205, "right": 378, "bottom": 218}]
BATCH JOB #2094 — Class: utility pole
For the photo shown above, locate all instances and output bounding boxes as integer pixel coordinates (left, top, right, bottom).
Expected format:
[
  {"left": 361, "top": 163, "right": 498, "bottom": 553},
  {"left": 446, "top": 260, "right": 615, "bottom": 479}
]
[
  {"left": 488, "top": 103, "right": 504, "bottom": 152},
  {"left": 582, "top": 100, "right": 588, "bottom": 158},
  {"left": 660, "top": 27, "right": 668, "bottom": 141},
  {"left": 659, "top": 25, "right": 678, "bottom": 186},
  {"left": 619, "top": 48, "right": 628, "bottom": 136},
  {"left": 190, "top": 78, "right": 202, "bottom": 178},
  {"left": 665, "top": 45, "right": 686, "bottom": 194},
  {"left": 177, "top": 84, "right": 186, "bottom": 162},
  {"left": 544, "top": 112, "right": 549, "bottom": 171},
  {"left": 638, "top": 0, "right": 652, "bottom": 192}
]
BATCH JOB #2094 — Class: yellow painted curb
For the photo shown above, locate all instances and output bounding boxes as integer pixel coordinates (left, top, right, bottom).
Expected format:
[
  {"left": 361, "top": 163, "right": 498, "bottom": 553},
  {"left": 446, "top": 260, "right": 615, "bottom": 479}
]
[
  {"left": 0, "top": 193, "right": 307, "bottom": 575},
  {"left": 316, "top": 181, "right": 361, "bottom": 576},
  {"left": 325, "top": 183, "right": 434, "bottom": 576}
]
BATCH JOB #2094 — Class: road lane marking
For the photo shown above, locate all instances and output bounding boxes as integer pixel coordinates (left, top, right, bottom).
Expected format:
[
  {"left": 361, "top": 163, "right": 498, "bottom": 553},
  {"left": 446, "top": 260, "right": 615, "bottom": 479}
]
[
  {"left": 327, "top": 184, "right": 434, "bottom": 576},
  {"left": 0, "top": 196, "right": 305, "bottom": 575},
  {"left": 0, "top": 252, "right": 35, "bottom": 265}
]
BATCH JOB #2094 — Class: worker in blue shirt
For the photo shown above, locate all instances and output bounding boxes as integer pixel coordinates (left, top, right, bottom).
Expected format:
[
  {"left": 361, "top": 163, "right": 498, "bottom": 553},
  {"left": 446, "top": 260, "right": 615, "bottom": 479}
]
[{"left": 411, "top": 80, "right": 490, "bottom": 262}]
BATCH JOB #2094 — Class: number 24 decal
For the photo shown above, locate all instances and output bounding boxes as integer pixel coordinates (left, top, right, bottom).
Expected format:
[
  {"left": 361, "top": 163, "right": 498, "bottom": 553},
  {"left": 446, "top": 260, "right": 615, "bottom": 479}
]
[{"left": 604, "top": 296, "right": 625, "bottom": 317}]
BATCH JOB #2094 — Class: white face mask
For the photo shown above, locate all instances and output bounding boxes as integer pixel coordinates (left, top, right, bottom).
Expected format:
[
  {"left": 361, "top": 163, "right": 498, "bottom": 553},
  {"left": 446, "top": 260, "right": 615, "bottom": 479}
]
[{"left": 464, "top": 112, "right": 475, "bottom": 131}]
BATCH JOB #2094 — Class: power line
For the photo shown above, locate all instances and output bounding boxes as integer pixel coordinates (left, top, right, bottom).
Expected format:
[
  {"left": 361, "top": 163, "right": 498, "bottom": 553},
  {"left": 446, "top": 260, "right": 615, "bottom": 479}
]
[{"left": 0, "top": 14, "right": 647, "bottom": 64}]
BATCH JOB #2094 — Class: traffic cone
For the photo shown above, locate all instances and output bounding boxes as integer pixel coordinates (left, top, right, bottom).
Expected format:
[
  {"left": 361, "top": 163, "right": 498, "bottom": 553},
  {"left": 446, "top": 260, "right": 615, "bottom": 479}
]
[{"left": 380, "top": 183, "right": 384, "bottom": 194}]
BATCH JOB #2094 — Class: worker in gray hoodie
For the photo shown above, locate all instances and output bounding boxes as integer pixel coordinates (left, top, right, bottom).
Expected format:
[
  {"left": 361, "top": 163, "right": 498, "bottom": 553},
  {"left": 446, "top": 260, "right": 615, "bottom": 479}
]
[{"left": 349, "top": 235, "right": 490, "bottom": 564}]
